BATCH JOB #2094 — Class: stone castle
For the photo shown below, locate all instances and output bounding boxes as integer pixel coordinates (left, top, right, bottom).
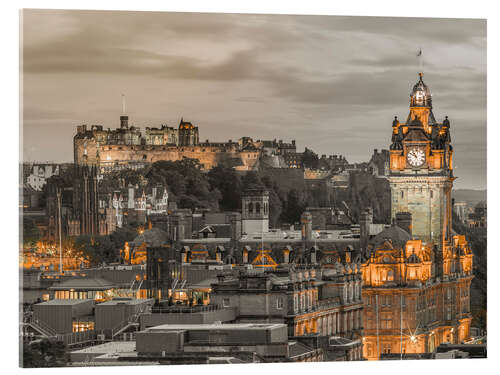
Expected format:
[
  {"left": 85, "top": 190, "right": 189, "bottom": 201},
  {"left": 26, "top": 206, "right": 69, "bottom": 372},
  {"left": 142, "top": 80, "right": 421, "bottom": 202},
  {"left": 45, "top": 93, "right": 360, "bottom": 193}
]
[{"left": 74, "top": 115, "right": 297, "bottom": 173}]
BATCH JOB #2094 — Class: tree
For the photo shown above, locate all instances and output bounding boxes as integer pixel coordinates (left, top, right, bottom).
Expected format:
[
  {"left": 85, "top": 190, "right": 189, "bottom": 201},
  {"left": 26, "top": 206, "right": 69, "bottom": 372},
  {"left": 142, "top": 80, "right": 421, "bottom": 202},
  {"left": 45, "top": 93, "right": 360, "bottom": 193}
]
[
  {"left": 207, "top": 166, "right": 242, "bottom": 211},
  {"left": 110, "top": 224, "right": 139, "bottom": 250},
  {"left": 241, "top": 171, "right": 264, "bottom": 190},
  {"left": 74, "top": 235, "right": 117, "bottom": 266},
  {"left": 281, "top": 189, "right": 305, "bottom": 224},
  {"left": 22, "top": 217, "right": 40, "bottom": 246},
  {"left": 22, "top": 338, "right": 68, "bottom": 368}
]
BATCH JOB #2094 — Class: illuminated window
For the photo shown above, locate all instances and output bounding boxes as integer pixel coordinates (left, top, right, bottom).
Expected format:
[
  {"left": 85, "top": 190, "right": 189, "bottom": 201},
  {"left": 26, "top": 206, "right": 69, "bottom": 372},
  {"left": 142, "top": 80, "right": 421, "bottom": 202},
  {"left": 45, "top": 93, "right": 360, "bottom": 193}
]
[
  {"left": 72, "top": 321, "right": 94, "bottom": 333},
  {"left": 387, "top": 270, "right": 394, "bottom": 281}
]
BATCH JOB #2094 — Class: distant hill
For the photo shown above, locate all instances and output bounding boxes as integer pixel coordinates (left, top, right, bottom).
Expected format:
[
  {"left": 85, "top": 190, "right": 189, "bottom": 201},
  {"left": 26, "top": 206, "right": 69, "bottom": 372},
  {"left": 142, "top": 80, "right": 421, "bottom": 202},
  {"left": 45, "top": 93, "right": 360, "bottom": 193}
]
[{"left": 452, "top": 189, "right": 487, "bottom": 206}]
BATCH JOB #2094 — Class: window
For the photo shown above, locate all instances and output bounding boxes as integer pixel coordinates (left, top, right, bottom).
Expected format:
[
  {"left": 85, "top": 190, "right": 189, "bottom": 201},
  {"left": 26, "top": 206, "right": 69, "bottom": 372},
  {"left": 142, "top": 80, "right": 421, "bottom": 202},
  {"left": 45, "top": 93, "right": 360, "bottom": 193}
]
[
  {"left": 248, "top": 202, "right": 253, "bottom": 213},
  {"left": 383, "top": 344, "right": 391, "bottom": 354},
  {"left": 256, "top": 202, "right": 261, "bottom": 214},
  {"left": 401, "top": 191, "right": 404, "bottom": 198},
  {"left": 387, "top": 270, "right": 394, "bottom": 281},
  {"left": 276, "top": 297, "right": 284, "bottom": 310},
  {"left": 223, "top": 298, "right": 230, "bottom": 307}
]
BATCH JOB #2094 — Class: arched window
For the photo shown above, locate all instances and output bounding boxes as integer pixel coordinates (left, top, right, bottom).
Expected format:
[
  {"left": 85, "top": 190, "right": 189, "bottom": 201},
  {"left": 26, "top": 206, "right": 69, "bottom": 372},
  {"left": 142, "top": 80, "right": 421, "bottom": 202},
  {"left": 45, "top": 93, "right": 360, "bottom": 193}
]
[
  {"left": 248, "top": 202, "right": 253, "bottom": 213},
  {"left": 255, "top": 202, "right": 261, "bottom": 214}
]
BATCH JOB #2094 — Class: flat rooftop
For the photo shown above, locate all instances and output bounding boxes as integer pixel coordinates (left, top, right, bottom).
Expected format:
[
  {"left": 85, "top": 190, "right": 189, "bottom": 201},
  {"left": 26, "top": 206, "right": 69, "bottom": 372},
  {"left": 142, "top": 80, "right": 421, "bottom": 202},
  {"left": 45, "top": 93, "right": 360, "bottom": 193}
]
[
  {"left": 146, "top": 323, "right": 286, "bottom": 331},
  {"left": 97, "top": 298, "right": 154, "bottom": 306},
  {"left": 71, "top": 341, "right": 135, "bottom": 354},
  {"left": 35, "top": 298, "right": 94, "bottom": 306}
]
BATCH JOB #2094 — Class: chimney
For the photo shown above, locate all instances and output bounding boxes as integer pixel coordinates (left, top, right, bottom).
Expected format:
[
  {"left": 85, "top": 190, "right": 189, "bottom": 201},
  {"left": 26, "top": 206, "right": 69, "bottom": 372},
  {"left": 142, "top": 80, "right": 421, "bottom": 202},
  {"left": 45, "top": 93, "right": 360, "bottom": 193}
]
[{"left": 395, "top": 212, "right": 412, "bottom": 236}]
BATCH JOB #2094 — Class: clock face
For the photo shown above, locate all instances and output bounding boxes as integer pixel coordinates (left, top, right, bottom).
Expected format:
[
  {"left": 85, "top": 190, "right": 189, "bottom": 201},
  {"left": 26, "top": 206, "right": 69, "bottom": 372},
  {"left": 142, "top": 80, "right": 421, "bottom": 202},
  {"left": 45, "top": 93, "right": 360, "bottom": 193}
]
[{"left": 407, "top": 148, "right": 426, "bottom": 167}]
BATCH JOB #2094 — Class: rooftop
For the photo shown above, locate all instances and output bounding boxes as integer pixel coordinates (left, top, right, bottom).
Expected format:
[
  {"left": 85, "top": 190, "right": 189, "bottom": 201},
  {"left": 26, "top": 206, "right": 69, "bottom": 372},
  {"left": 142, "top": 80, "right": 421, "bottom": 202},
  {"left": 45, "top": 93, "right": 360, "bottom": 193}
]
[
  {"left": 97, "top": 298, "right": 154, "bottom": 306},
  {"left": 71, "top": 341, "right": 136, "bottom": 355},
  {"left": 48, "top": 277, "right": 117, "bottom": 291},
  {"left": 35, "top": 298, "right": 94, "bottom": 306},
  {"left": 146, "top": 323, "right": 286, "bottom": 332}
]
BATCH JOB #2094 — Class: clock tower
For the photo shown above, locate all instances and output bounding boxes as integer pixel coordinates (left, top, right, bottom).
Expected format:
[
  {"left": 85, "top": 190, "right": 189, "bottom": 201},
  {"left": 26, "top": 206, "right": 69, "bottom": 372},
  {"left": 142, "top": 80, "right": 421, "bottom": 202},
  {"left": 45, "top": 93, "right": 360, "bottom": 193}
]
[{"left": 389, "top": 73, "right": 453, "bottom": 248}]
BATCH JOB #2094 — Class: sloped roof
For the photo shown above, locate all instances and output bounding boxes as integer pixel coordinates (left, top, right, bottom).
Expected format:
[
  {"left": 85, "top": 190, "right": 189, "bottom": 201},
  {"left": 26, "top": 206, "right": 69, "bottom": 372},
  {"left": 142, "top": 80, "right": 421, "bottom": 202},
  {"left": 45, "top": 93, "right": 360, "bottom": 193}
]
[
  {"left": 404, "top": 126, "right": 429, "bottom": 142},
  {"left": 288, "top": 341, "right": 315, "bottom": 358},
  {"left": 49, "top": 277, "right": 117, "bottom": 291},
  {"left": 371, "top": 224, "right": 411, "bottom": 250}
]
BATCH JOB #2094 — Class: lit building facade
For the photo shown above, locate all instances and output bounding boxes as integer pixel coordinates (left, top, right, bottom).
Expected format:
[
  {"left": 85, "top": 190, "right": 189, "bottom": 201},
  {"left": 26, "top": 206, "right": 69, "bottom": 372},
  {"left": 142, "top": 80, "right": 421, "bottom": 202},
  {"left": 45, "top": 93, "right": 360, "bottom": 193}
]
[{"left": 361, "top": 73, "right": 474, "bottom": 360}]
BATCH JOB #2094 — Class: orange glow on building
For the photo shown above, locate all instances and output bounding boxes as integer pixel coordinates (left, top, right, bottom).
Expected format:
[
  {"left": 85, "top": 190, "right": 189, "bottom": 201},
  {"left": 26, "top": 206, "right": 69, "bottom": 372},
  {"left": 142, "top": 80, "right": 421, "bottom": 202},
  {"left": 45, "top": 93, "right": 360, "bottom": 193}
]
[{"left": 362, "top": 73, "right": 473, "bottom": 360}]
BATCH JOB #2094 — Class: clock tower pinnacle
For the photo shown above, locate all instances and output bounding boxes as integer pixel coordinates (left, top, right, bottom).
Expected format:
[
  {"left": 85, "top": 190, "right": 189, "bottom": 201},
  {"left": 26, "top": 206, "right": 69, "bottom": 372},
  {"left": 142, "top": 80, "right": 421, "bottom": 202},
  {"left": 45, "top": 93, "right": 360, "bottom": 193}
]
[{"left": 388, "top": 73, "right": 454, "bottom": 249}]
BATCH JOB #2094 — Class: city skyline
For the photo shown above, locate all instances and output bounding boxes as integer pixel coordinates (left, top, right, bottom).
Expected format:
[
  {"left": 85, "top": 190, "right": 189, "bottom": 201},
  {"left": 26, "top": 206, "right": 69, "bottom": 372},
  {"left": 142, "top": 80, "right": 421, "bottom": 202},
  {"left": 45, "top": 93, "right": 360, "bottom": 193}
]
[{"left": 21, "top": 10, "right": 486, "bottom": 189}]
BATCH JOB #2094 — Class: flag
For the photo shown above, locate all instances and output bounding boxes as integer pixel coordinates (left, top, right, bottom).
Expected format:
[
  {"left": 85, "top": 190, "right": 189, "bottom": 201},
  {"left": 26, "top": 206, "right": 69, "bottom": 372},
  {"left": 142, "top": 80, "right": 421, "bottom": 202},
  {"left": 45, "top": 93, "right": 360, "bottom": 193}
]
[{"left": 417, "top": 49, "right": 422, "bottom": 57}]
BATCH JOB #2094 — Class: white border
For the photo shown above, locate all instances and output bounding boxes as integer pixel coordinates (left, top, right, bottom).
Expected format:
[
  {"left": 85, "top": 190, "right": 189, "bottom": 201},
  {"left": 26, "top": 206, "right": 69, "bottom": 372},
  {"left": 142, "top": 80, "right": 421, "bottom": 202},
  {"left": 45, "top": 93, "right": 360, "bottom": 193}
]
[{"left": 3, "top": 0, "right": 497, "bottom": 374}]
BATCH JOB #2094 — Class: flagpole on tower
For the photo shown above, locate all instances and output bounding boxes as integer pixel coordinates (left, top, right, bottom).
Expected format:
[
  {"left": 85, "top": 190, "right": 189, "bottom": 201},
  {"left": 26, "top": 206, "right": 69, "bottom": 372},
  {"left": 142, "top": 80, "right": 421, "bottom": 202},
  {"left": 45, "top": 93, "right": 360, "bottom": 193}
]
[{"left": 417, "top": 48, "right": 423, "bottom": 74}]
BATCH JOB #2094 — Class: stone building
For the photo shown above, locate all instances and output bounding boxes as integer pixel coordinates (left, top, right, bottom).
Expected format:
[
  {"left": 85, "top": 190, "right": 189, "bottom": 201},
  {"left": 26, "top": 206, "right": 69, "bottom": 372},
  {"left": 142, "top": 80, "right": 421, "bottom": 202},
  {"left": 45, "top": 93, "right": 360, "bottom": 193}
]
[
  {"left": 453, "top": 201, "right": 468, "bottom": 224},
  {"left": 368, "top": 149, "right": 390, "bottom": 178},
  {"left": 361, "top": 72, "right": 474, "bottom": 360},
  {"left": 466, "top": 201, "right": 486, "bottom": 228},
  {"left": 210, "top": 264, "right": 363, "bottom": 349},
  {"left": 73, "top": 113, "right": 296, "bottom": 173},
  {"left": 241, "top": 188, "right": 269, "bottom": 235}
]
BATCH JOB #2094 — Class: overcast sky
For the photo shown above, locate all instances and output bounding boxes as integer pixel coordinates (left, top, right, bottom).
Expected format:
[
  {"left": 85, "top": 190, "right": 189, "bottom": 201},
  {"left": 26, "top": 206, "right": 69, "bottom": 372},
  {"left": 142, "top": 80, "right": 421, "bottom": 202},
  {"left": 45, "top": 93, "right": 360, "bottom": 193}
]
[{"left": 21, "top": 10, "right": 486, "bottom": 189}]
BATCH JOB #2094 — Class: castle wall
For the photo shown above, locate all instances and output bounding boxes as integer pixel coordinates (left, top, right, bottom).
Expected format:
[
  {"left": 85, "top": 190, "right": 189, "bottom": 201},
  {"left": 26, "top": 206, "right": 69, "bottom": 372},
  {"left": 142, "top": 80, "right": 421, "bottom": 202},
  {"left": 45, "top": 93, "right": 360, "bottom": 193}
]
[{"left": 75, "top": 138, "right": 260, "bottom": 171}]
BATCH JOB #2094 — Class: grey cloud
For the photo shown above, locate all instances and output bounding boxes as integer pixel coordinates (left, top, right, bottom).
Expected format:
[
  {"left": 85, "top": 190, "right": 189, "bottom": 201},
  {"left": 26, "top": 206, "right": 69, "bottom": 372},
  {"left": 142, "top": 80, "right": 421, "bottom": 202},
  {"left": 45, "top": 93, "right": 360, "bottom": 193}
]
[{"left": 20, "top": 10, "right": 486, "bottom": 189}]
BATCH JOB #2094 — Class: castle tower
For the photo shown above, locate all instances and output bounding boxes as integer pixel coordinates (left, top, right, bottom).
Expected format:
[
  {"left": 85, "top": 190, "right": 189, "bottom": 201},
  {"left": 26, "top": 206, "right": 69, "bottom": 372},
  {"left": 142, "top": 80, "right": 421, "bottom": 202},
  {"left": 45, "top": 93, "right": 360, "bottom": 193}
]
[
  {"left": 388, "top": 73, "right": 454, "bottom": 248},
  {"left": 241, "top": 188, "right": 269, "bottom": 234},
  {"left": 178, "top": 118, "right": 199, "bottom": 146}
]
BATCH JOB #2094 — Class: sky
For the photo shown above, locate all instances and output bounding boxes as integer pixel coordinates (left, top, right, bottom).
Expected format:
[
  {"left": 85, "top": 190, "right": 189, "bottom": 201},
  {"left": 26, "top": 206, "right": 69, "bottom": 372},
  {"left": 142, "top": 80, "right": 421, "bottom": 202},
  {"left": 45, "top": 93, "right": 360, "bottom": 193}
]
[{"left": 21, "top": 10, "right": 486, "bottom": 189}]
